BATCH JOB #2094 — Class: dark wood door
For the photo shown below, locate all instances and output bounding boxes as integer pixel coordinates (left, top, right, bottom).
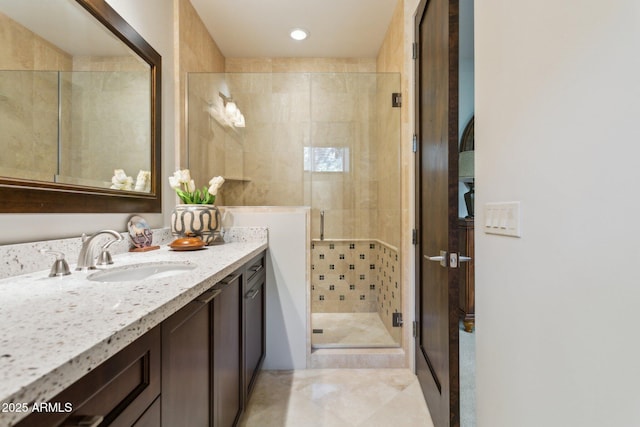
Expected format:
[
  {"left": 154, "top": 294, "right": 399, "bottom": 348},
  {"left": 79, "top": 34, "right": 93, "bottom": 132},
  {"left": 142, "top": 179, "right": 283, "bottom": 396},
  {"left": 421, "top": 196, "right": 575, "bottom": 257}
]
[{"left": 414, "top": 0, "right": 460, "bottom": 426}]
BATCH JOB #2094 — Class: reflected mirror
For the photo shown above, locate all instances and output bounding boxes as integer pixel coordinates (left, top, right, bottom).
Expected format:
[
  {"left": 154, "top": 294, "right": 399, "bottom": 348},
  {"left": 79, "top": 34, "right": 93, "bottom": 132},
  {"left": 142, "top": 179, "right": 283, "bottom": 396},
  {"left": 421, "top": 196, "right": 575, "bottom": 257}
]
[{"left": 0, "top": 0, "right": 161, "bottom": 213}]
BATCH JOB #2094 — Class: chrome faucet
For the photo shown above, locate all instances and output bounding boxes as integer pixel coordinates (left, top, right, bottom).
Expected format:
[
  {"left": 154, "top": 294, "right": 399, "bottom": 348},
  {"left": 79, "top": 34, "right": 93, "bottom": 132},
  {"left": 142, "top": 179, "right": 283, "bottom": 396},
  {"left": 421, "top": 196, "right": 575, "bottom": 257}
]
[{"left": 76, "top": 230, "right": 123, "bottom": 271}]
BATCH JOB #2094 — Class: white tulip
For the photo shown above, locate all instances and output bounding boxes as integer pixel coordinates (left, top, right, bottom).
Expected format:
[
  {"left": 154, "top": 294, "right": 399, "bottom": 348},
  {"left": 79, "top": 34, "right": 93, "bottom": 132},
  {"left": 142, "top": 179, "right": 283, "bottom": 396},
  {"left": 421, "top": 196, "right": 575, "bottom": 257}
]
[{"left": 177, "top": 169, "right": 191, "bottom": 183}]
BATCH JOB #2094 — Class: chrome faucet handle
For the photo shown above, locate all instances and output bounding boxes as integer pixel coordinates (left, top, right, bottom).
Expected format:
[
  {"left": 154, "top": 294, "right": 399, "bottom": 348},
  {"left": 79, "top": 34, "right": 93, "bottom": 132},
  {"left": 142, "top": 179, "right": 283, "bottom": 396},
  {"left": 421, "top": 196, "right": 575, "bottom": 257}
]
[
  {"left": 40, "top": 250, "right": 71, "bottom": 277},
  {"left": 76, "top": 230, "right": 124, "bottom": 271},
  {"left": 96, "top": 239, "right": 119, "bottom": 266}
]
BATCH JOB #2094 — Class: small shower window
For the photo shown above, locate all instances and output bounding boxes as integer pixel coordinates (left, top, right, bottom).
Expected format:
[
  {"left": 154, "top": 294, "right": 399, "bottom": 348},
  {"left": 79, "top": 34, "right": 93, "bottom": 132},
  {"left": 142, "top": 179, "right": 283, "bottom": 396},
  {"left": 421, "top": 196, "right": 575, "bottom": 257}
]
[{"left": 304, "top": 146, "right": 350, "bottom": 172}]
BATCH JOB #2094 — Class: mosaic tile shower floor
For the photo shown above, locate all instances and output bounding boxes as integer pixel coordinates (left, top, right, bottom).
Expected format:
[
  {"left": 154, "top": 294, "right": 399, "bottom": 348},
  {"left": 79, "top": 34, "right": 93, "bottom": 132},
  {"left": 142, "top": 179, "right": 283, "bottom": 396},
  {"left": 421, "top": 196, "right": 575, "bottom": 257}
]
[
  {"left": 238, "top": 369, "right": 433, "bottom": 427},
  {"left": 311, "top": 313, "right": 398, "bottom": 348}
]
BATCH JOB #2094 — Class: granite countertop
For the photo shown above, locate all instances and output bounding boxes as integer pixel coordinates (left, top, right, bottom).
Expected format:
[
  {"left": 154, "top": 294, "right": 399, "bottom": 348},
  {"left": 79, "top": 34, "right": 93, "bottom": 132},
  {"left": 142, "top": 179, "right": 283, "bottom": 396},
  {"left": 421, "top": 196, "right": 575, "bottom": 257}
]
[{"left": 0, "top": 233, "right": 267, "bottom": 427}]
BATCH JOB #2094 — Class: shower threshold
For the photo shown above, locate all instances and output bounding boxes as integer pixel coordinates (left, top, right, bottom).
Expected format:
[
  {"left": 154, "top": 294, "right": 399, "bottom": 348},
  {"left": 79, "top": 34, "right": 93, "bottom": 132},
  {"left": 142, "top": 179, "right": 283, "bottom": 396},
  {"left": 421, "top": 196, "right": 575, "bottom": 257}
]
[{"left": 311, "top": 313, "right": 399, "bottom": 349}]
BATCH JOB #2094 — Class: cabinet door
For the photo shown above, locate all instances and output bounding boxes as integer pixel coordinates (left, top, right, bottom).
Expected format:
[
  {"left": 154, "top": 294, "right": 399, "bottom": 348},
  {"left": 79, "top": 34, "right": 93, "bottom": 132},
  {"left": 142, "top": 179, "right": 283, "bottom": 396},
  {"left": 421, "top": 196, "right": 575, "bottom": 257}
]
[
  {"left": 243, "top": 259, "right": 265, "bottom": 401},
  {"left": 133, "top": 397, "right": 160, "bottom": 427},
  {"left": 213, "top": 274, "right": 242, "bottom": 427},
  {"left": 162, "top": 297, "right": 212, "bottom": 427}
]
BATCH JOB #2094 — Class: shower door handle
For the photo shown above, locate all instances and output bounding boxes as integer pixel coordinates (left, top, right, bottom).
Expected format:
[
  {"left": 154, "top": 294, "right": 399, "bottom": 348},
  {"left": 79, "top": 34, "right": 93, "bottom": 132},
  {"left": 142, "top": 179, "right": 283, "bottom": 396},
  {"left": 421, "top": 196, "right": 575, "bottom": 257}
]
[
  {"left": 320, "top": 210, "right": 325, "bottom": 241},
  {"left": 424, "top": 250, "right": 448, "bottom": 267}
]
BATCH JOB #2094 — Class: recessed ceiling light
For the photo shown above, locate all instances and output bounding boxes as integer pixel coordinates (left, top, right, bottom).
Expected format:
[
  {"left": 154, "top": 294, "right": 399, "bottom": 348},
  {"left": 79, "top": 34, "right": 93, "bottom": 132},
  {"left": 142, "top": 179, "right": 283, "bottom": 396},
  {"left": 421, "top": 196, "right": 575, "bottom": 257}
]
[{"left": 290, "top": 28, "right": 308, "bottom": 41}]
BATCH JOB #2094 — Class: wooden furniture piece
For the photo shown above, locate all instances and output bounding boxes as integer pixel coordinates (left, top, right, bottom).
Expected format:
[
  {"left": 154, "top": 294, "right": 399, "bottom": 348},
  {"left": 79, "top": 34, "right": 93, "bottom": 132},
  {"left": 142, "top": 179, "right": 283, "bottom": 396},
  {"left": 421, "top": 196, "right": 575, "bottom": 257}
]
[{"left": 458, "top": 217, "right": 475, "bottom": 332}]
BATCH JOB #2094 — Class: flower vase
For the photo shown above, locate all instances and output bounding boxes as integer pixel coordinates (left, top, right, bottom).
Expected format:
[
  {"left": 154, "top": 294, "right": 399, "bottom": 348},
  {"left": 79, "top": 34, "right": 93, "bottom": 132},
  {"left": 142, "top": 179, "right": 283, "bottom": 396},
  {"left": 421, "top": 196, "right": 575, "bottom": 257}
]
[{"left": 171, "top": 204, "right": 224, "bottom": 245}]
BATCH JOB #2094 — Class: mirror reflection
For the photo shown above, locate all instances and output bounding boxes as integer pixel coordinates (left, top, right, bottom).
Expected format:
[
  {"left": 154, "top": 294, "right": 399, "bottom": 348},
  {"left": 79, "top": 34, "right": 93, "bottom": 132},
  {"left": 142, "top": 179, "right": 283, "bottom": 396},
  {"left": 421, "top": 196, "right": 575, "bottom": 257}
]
[{"left": 0, "top": 0, "right": 152, "bottom": 193}]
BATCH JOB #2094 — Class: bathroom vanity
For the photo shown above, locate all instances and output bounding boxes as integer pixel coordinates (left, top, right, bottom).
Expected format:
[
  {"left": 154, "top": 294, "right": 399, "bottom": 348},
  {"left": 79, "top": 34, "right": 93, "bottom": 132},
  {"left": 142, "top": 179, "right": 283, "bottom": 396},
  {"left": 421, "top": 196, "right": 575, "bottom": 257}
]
[{"left": 0, "top": 230, "right": 267, "bottom": 427}]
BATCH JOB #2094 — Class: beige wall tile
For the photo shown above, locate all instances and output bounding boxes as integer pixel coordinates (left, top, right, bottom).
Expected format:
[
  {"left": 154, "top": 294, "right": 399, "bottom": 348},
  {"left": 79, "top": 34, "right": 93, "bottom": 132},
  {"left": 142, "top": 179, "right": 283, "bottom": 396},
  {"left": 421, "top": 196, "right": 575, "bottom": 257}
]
[{"left": 177, "top": 0, "right": 225, "bottom": 167}]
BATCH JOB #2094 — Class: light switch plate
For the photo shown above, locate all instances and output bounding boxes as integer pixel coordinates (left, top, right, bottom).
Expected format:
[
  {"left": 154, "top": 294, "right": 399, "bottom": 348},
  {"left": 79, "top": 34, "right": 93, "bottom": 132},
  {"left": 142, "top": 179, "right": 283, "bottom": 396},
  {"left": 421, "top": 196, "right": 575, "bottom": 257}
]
[{"left": 484, "top": 202, "right": 521, "bottom": 237}]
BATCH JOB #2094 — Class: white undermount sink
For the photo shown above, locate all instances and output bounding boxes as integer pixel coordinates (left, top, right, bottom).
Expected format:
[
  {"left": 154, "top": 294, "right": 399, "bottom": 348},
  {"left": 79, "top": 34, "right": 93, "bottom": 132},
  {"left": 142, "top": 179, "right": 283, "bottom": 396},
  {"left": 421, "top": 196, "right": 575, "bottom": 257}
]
[{"left": 87, "top": 262, "right": 197, "bottom": 282}]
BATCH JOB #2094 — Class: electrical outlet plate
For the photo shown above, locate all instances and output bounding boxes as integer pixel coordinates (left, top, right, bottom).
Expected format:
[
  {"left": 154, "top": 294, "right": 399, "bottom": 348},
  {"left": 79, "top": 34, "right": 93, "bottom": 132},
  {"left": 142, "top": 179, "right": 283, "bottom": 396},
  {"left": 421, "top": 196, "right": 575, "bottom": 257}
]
[{"left": 484, "top": 202, "right": 521, "bottom": 237}]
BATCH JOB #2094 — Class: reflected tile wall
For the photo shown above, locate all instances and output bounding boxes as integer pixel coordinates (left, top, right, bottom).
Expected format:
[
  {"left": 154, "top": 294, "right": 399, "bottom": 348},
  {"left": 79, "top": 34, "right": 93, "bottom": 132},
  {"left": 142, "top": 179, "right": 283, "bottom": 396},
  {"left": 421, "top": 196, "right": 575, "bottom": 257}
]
[
  {"left": 0, "top": 13, "right": 70, "bottom": 182},
  {"left": 1, "top": 12, "right": 150, "bottom": 188},
  {"left": 63, "top": 64, "right": 150, "bottom": 185}
]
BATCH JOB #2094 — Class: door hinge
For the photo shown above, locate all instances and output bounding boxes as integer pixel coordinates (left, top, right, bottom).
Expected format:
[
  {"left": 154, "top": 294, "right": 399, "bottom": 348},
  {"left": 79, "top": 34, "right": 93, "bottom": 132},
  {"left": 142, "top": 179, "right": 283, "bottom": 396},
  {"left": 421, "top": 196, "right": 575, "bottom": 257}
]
[
  {"left": 392, "top": 312, "right": 403, "bottom": 327},
  {"left": 412, "top": 42, "right": 418, "bottom": 60},
  {"left": 412, "top": 320, "right": 418, "bottom": 338},
  {"left": 392, "top": 92, "right": 402, "bottom": 108},
  {"left": 412, "top": 229, "right": 418, "bottom": 245},
  {"left": 412, "top": 134, "right": 417, "bottom": 153}
]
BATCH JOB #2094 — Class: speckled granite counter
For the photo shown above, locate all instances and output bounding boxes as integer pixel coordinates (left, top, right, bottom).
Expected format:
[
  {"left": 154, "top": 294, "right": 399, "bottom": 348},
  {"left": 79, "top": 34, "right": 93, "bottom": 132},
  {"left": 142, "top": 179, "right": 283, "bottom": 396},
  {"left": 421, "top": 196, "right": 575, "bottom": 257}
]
[{"left": 0, "top": 228, "right": 267, "bottom": 427}]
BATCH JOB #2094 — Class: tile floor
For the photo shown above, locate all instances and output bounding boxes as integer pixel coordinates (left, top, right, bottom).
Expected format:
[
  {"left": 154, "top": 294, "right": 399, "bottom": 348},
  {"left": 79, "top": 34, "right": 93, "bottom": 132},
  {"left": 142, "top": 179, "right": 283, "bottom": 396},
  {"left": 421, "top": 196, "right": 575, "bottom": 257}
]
[
  {"left": 311, "top": 313, "right": 399, "bottom": 348},
  {"left": 238, "top": 369, "right": 433, "bottom": 427}
]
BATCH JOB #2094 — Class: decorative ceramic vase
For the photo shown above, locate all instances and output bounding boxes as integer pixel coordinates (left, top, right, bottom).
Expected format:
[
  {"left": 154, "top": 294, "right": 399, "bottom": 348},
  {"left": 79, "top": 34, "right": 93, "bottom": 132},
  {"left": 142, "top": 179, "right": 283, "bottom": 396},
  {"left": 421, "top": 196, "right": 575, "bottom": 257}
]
[{"left": 171, "top": 204, "right": 223, "bottom": 245}]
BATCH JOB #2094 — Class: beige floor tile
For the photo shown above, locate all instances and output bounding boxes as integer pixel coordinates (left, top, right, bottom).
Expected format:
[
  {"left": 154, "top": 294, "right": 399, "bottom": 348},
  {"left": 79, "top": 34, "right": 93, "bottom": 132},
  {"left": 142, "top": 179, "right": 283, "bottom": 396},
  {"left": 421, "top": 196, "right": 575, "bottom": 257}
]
[{"left": 239, "top": 369, "right": 433, "bottom": 427}]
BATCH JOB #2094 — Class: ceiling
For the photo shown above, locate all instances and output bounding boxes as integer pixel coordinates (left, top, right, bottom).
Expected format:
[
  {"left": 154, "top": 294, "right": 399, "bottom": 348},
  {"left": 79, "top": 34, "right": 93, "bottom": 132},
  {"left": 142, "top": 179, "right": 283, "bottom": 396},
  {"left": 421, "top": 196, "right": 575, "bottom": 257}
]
[{"left": 189, "top": 0, "right": 399, "bottom": 58}]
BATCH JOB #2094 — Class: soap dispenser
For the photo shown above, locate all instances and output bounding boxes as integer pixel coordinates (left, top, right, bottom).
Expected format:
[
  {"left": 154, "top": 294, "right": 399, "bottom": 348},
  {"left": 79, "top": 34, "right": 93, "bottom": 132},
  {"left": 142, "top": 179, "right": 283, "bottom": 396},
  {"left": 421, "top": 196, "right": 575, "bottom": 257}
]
[{"left": 41, "top": 250, "right": 71, "bottom": 277}]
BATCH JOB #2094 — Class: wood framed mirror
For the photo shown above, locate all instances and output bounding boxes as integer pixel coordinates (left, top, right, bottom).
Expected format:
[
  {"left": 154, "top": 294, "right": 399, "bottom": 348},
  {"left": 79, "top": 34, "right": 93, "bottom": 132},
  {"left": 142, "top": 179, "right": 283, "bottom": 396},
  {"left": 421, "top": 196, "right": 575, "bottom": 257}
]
[{"left": 0, "top": 0, "right": 161, "bottom": 213}]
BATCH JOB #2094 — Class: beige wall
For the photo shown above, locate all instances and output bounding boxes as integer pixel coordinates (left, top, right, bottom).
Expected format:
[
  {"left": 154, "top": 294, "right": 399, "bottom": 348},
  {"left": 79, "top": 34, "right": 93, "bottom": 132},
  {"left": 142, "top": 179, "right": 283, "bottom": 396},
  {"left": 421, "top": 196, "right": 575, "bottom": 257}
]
[
  {"left": 226, "top": 58, "right": 376, "bottom": 73},
  {"left": 176, "top": 0, "right": 225, "bottom": 192},
  {"left": 376, "top": 0, "right": 405, "bottom": 250},
  {"left": 379, "top": 0, "right": 419, "bottom": 368},
  {"left": 221, "top": 58, "right": 400, "bottom": 246}
]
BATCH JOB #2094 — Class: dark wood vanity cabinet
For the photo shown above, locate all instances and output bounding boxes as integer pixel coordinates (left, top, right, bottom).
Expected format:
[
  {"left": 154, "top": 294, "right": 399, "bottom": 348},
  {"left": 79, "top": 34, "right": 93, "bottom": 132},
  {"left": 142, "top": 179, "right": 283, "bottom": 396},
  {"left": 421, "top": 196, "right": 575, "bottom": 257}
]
[
  {"left": 161, "top": 272, "right": 243, "bottom": 427},
  {"left": 161, "top": 250, "right": 265, "bottom": 427},
  {"left": 242, "top": 253, "right": 266, "bottom": 402},
  {"left": 16, "top": 251, "right": 266, "bottom": 427},
  {"left": 458, "top": 218, "right": 475, "bottom": 332}
]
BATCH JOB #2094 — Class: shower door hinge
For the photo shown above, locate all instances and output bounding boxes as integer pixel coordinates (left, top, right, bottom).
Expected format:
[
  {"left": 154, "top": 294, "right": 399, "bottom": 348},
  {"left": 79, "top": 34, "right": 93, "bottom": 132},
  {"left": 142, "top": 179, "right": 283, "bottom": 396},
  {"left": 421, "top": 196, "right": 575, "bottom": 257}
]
[
  {"left": 392, "top": 93, "right": 402, "bottom": 108},
  {"left": 392, "top": 312, "right": 403, "bottom": 327},
  {"left": 412, "top": 229, "right": 418, "bottom": 245},
  {"left": 412, "top": 42, "right": 418, "bottom": 60},
  {"left": 412, "top": 321, "right": 418, "bottom": 338},
  {"left": 412, "top": 134, "right": 418, "bottom": 153}
]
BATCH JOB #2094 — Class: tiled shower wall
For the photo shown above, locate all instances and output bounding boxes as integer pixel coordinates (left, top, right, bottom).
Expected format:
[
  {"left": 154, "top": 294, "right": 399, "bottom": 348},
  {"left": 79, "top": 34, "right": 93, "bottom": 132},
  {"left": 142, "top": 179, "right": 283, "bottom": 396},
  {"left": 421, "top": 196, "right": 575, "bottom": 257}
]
[{"left": 312, "top": 239, "right": 401, "bottom": 343}]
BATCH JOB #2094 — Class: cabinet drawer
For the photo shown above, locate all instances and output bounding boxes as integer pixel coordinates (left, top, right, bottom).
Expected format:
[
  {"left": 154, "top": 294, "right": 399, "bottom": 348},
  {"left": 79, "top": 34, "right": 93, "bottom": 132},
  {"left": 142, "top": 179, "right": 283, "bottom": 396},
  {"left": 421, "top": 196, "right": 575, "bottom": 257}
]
[
  {"left": 245, "top": 253, "right": 265, "bottom": 285},
  {"left": 17, "top": 326, "right": 161, "bottom": 427}
]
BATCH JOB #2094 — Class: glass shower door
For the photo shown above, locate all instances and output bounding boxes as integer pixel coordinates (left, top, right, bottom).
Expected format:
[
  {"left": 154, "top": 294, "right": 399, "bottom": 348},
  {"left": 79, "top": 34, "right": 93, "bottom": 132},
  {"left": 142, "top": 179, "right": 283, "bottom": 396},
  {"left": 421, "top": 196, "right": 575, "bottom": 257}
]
[{"left": 309, "top": 72, "right": 402, "bottom": 349}]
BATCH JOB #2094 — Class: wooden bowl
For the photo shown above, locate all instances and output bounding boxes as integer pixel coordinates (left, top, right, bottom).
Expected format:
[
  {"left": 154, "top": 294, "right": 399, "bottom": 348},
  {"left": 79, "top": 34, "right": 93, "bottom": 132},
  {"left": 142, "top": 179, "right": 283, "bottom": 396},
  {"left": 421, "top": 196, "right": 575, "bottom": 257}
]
[{"left": 169, "top": 237, "right": 206, "bottom": 251}]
